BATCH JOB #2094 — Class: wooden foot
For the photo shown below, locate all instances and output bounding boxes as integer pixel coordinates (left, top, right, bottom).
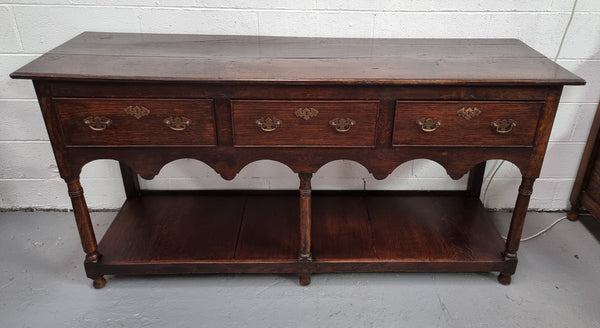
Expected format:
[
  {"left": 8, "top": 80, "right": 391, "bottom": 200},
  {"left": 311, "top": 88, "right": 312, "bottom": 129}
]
[
  {"left": 566, "top": 208, "right": 579, "bottom": 221},
  {"left": 299, "top": 274, "right": 311, "bottom": 286},
  {"left": 92, "top": 276, "right": 107, "bottom": 289},
  {"left": 497, "top": 273, "right": 511, "bottom": 285}
]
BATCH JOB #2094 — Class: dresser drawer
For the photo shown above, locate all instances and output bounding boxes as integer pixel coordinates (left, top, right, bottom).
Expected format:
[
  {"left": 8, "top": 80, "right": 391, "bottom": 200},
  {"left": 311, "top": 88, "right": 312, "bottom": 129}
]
[
  {"left": 231, "top": 100, "right": 379, "bottom": 147},
  {"left": 392, "top": 101, "right": 543, "bottom": 146},
  {"left": 54, "top": 98, "right": 216, "bottom": 146}
]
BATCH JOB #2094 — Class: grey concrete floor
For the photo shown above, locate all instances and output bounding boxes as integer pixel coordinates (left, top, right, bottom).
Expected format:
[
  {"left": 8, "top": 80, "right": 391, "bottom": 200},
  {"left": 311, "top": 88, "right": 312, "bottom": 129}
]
[{"left": 1, "top": 210, "right": 600, "bottom": 328}]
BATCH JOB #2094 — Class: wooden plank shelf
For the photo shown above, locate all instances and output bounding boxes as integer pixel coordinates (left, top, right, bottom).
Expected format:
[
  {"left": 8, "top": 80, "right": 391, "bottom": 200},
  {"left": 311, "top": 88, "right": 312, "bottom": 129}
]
[{"left": 86, "top": 191, "right": 511, "bottom": 278}]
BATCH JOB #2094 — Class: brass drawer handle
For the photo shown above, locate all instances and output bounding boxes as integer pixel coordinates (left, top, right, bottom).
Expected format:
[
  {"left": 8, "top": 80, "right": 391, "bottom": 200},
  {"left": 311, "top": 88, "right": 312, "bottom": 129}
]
[
  {"left": 417, "top": 118, "right": 441, "bottom": 132},
  {"left": 491, "top": 119, "right": 517, "bottom": 134},
  {"left": 83, "top": 116, "right": 112, "bottom": 131},
  {"left": 256, "top": 117, "right": 282, "bottom": 132},
  {"left": 329, "top": 118, "right": 355, "bottom": 133},
  {"left": 457, "top": 106, "right": 481, "bottom": 120},
  {"left": 164, "top": 116, "right": 191, "bottom": 131}
]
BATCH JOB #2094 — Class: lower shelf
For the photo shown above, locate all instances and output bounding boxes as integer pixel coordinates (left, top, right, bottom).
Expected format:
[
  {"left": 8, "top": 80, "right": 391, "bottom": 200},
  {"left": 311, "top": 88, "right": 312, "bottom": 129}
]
[{"left": 86, "top": 191, "right": 514, "bottom": 278}]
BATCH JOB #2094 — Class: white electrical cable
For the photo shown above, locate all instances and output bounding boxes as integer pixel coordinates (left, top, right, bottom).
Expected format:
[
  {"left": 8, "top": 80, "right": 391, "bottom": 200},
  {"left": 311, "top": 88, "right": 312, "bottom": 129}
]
[
  {"left": 498, "top": 1, "right": 579, "bottom": 243},
  {"left": 502, "top": 216, "right": 567, "bottom": 242},
  {"left": 553, "top": 0, "right": 578, "bottom": 62},
  {"left": 504, "top": 213, "right": 593, "bottom": 242},
  {"left": 482, "top": 160, "right": 505, "bottom": 207},
  {"left": 484, "top": 1, "right": 580, "bottom": 243}
]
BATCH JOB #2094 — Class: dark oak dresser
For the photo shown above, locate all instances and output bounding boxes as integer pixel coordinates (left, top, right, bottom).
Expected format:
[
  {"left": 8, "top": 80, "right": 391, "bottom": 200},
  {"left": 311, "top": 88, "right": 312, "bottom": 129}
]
[
  {"left": 10, "top": 32, "right": 585, "bottom": 288},
  {"left": 569, "top": 102, "right": 600, "bottom": 222}
]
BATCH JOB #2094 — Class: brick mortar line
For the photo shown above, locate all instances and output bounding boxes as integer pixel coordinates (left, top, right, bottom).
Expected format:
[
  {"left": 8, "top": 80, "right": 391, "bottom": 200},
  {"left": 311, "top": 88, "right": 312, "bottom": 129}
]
[{"left": 4, "top": 4, "right": 583, "bottom": 14}]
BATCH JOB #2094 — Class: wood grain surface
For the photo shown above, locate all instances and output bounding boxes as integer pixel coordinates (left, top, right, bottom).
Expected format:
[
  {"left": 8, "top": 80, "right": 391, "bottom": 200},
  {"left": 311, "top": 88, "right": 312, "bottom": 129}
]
[
  {"left": 393, "top": 101, "right": 543, "bottom": 146},
  {"left": 91, "top": 191, "right": 507, "bottom": 275},
  {"left": 11, "top": 32, "right": 584, "bottom": 85}
]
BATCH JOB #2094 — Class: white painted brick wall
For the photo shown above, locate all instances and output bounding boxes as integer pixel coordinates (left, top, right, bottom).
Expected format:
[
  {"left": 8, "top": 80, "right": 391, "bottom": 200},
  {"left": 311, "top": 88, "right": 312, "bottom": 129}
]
[{"left": 1, "top": 1, "right": 599, "bottom": 210}]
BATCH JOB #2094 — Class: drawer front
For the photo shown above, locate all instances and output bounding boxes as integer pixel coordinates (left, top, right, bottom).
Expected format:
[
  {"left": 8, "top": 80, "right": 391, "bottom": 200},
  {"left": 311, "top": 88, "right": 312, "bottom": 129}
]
[
  {"left": 392, "top": 101, "right": 543, "bottom": 146},
  {"left": 231, "top": 100, "right": 379, "bottom": 147},
  {"left": 54, "top": 98, "right": 216, "bottom": 146}
]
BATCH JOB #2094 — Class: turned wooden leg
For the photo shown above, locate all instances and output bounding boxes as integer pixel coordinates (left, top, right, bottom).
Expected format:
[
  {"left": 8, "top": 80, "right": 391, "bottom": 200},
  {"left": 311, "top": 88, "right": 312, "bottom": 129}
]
[
  {"left": 567, "top": 186, "right": 582, "bottom": 221},
  {"left": 500, "top": 177, "right": 535, "bottom": 285},
  {"left": 298, "top": 173, "right": 313, "bottom": 286},
  {"left": 567, "top": 206, "right": 580, "bottom": 221},
  {"left": 298, "top": 173, "right": 313, "bottom": 261},
  {"left": 66, "top": 178, "right": 105, "bottom": 288},
  {"left": 299, "top": 273, "right": 311, "bottom": 286},
  {"left": 497, "top": 273, "right": 511, "bottom": 285},
  {"left": 93, "top": 276, "right": 107, "bottom": 289}
]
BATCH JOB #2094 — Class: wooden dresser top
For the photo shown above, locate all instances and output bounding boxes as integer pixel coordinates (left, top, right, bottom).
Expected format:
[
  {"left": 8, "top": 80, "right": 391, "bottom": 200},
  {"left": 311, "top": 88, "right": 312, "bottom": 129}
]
[{"left": 11, "top": 32, "right": 585, "bottom": 85}]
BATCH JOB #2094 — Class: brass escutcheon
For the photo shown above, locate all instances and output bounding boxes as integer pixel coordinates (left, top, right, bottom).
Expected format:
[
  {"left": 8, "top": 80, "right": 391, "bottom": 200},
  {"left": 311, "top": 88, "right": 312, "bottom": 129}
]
[
  {"left": 417, "top": 118, "right": 441, "bottom": 132},
  {"left": 329, "top": 118, "right": 355, "bottom": 133},
  {"left": 83, "top": 116, "right": 112, "bottom": 131},
  {"left": 457, "top": 106, "right": 481, "bottom": 120},
  {"left": 295, "top": 107, "right": 319, "bottom": 120},
  {"left": 163, "top": 116, "right": 191, "bottom": 131},
  {"left": 124, "top": 105, "right": 150, "bottom": 119},
  {"left": 491, "top": 119, "right": 517, "bottom": 134},
  {"left": 256, "top": 117, "right": 282, "bottom": 132}
]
